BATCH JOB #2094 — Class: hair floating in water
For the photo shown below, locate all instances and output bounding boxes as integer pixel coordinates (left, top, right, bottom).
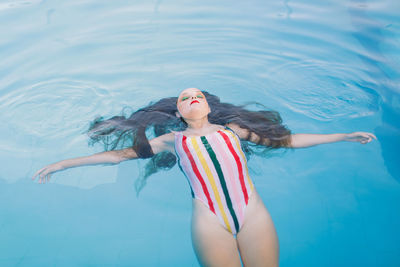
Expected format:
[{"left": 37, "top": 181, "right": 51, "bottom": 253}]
[{"left": 87, "top": 91, "right": 291, "bottom": 196}]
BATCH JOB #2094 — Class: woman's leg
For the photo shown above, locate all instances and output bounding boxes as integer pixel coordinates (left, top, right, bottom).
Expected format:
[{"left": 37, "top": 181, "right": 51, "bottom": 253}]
[
  {"left": 236, "top": 191, "right": 279, "bottom": 267},
  {"left": 191, "top": 199, "right": 242, "bottom": 267}
]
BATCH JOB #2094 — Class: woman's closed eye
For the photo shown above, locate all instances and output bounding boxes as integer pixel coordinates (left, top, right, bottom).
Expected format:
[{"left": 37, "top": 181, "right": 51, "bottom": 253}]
[{"left": 181, "top": 94, "right": 203, "bottom": 101}]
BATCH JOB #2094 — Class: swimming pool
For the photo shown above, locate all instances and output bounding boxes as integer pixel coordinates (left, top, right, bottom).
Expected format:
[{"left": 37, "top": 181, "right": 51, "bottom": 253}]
[{"left": 0, "top": 0, "right": 399, "bottom": 266}]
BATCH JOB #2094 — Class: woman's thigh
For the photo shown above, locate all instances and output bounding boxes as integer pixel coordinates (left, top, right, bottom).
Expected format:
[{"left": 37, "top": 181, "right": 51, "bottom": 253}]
[
  {"left": 236, "top": 191, "right": 279, "bottom": 267},
  {"left": 191, "top": 199, "right": 242, "bottom": 267}
]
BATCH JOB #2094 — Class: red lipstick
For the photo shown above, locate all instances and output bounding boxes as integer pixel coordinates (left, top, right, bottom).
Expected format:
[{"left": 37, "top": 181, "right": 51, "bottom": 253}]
[{"left": 190, "top": 100, "right": 199, "bottom": 105}]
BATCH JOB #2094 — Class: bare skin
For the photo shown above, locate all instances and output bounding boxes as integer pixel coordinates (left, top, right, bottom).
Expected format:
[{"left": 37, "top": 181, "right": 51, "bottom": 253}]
[
  {"left": 32, "top": 87, "right": 377, "bottom": 266},
  {"left": 192, "top": 189, "right": 279, "bottom": 267},
  {"left": 191, "top": 198, "right": 242, "bottom": 267},
  {"left": 236, "top": 190, "right": 279, "bottom": 267}
]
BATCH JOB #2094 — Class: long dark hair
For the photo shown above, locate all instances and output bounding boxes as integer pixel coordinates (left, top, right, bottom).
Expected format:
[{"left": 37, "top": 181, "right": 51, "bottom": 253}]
[{"left": 87, "top": 91, "right": 292, "bottom": 195}]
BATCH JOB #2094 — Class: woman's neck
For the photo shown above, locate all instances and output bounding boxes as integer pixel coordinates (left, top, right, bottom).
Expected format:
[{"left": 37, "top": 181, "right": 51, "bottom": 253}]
[{"left": 185, "top": 117, "right": 212, "bottom": 131}]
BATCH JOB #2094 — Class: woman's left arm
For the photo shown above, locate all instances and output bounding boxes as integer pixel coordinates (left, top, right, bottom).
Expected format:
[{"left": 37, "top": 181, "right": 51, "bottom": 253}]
[{"left": 289, "top": 132, "right": 377, "bottom": 148}]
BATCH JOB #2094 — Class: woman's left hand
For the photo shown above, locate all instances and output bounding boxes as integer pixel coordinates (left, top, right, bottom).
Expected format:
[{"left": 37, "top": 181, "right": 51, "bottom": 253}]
[{"left": 343, "top": 132, "right": 377, "bottom": 144}]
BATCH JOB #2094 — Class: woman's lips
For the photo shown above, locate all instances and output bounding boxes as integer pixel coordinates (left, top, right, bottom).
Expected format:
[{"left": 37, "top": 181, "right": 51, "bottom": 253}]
[{"left": 190, "top": 100, "right": 200, "bottom": 105}]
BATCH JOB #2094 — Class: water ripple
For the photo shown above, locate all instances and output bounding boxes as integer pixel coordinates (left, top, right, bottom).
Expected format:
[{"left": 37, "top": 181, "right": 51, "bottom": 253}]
[
  {"left": 262, "top": 60, "right": 380, "bottom": 121},
  {"left": 0, "top": 0, "right": 42, "bottom": 11},
  {"left": 0, "top": 79, "right": 118, "bottom": 140},
  {"left": 0, "top": 0, "right": 397, "bottom": 183}
]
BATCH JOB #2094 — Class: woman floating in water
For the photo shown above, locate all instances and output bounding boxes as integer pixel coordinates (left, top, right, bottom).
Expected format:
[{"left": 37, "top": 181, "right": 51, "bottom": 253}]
[{"left": 32, "top": 88, "right": 376, "bottom": 267}]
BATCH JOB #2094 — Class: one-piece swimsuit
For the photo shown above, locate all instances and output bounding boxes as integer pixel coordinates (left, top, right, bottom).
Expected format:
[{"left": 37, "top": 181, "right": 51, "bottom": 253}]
[{"left": 174, "top": 126, "right": 255, "bottom": 235}]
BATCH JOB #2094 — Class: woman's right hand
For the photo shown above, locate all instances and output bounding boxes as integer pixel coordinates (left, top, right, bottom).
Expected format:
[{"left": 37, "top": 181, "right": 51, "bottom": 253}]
[{"left": 32, "top": 162, "right": 64, "bottom": 184}]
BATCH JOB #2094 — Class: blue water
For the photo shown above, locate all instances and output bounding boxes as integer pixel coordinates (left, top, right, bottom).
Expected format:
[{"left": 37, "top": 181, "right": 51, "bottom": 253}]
[{"left": 1, "top": 0, "right": 399, "bottom": 266}]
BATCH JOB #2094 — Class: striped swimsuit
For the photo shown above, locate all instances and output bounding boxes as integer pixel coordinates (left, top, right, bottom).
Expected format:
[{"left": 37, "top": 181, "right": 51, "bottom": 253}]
[{"left": 174, "top": 126, "right": 255, "bottom": 235}]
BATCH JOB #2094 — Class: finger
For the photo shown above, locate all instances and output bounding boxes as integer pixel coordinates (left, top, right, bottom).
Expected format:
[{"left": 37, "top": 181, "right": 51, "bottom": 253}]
[
  {"left": 32, "top": 167, "right": 45, "bottom": 180},
  {"left": 364, "top": 134, "right": 373, "bottom": 142},
  {"left": 365, "top": 133, "right": 372, "bottom": 138},
  {"left": 46, "top": 174, "right": 52, "bottom": 183},
  {"left": 40, "top": 173, "right": 46, "bottom": 184},
  {"left": 364, "top": 132, "right": 376, "bottom": 140}
]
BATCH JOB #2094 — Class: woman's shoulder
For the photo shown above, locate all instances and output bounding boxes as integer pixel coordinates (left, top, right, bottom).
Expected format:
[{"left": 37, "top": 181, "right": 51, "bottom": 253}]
[
  {"left": 225, "top": 122, "right": 247, "bottom": 139},
  {"left": 148, "top": 132, "right": 176, "bottom": 146},
  {"left": 148, "top": 132, "right": 176, "bottom": 154}
]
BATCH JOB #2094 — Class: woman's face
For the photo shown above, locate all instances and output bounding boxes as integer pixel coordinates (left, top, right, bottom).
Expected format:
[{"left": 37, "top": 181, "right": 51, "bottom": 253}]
[{"left": 176, "top": 88, "right": 211, "bottom": 120}]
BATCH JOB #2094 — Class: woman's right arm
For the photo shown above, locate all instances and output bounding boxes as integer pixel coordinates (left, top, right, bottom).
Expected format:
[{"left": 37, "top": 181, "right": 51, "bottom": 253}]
[{"left": 32, "top": 132, "right": 175, "bottom": 184}]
